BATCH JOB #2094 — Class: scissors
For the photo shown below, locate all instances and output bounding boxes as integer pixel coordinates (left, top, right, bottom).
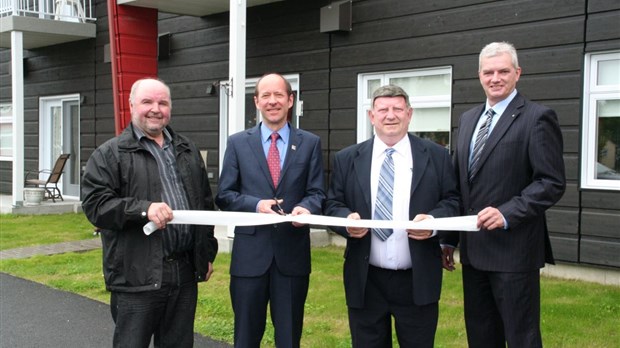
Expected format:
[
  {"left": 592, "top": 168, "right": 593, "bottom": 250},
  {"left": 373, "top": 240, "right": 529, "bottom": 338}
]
[{"left": 273, "top": 197, "right": 286, "bottom": 215}]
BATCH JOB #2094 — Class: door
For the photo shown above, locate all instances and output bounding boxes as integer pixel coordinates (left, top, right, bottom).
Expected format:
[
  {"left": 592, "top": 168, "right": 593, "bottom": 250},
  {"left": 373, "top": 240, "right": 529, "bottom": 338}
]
[
  {"left": 39, "top": 95, "right": 81, "bottom": 198},
  {"left": 218, "top": 74, "right": 301, "bottom": 173}
]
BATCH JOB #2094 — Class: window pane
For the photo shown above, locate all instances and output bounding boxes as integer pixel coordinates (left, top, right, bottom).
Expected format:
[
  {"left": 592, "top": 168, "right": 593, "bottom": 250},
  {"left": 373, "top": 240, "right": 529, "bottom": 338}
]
[
  {"left": 367, "top": 79, "right": 381, "bottom": 98},
  {"left": 52, "top": 106, "right": 62, "bottom": 161},
  {"left": 0, "top": 123, "right": 12, "bottom": 157},
  {"left": 0, "top": 104, "right": 11, "bottom": 117},
  {"left": 413, "top": 131, "right": 450, "bottom": 148},
  {"left": 1, "top": 103, "right": 12, "bottom": 158},
  {"left": 409, "top": 107, "right": 450, "bottom": 132},
  {"left": 70, "top": 103, "right": 80, "bottom": 185},
  {"left": 596, "top": 99, "right": 620, "bottom": 180},
  {"left": 358, "top": 68, "right": 452, "bottom": 146},
  {"left": 390, "top": 74, "right": 450, "bottom": 97},
  {"left": 245, "top": 91, "right": 258, "bottom": 129},
  {"left": 598, "top": 59, "right": 620, "bottom": 86}
]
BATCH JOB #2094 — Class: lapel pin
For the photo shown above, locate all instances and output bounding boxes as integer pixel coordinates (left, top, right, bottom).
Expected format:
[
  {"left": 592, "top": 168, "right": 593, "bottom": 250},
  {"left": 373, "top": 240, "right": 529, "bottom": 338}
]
[{"left": 291, "top": 145, "right": 297, "bottom": 151}]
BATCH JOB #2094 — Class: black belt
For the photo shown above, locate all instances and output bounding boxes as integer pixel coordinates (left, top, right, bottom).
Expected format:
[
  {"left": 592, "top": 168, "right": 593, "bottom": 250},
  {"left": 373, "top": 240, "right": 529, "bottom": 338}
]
[
  {"left": 164, "top": 252, "right": 189, "bottom": 262},
  {"left": 368, "top": 264, "right": 411, "bottom": 273}
]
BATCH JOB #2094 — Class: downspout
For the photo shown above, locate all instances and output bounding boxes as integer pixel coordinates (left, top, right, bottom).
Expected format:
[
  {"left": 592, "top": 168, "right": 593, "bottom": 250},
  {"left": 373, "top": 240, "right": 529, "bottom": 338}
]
[{"left": 107, "top": 0, "right": 122, "bottom": 136}]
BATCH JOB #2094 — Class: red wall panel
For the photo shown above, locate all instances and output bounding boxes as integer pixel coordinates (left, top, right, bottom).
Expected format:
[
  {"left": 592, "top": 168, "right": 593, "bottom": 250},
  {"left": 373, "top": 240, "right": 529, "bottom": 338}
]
[{"left": 108, "top": 2, "right": 158, "bottom": 135}]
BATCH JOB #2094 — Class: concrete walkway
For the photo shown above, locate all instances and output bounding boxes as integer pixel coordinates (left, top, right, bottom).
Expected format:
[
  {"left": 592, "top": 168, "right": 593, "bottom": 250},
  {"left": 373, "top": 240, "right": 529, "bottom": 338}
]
[{"left": 0, "top": 237, "right": 102, "bottom": 260}]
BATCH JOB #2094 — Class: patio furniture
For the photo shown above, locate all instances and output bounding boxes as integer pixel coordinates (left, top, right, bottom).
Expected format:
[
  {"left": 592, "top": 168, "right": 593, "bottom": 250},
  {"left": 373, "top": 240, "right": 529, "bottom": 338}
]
[{"left": 25, "top": 154, "right": 70, "bottom": 203}]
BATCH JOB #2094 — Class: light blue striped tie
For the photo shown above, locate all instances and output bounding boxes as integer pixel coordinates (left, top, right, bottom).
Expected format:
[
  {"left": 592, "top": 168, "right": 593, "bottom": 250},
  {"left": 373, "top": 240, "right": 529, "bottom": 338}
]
[
  {"left": 373, "top": 148, "right": 395, "bottom": 241},
  {"left": 468, "top": 108, "right": 495, "bottom": 182}
]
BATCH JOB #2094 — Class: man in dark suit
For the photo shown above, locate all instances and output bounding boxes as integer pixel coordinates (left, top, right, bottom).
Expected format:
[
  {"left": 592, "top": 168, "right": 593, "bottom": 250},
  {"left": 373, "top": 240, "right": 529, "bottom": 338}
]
[
  {"left": 324, "top": 84, "right": 460, "bottom": 347},
  {"left": 215, "top": 73, "right": 325, "bottom": 348},
  {"left": 442, "top": 42, "right": 566, "bottom": 347}
]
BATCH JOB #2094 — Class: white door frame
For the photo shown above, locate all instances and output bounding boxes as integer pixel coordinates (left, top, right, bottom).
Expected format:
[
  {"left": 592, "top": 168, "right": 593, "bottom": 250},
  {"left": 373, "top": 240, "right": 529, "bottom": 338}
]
[{"left": 39, "top": 94, "right": 80, "bottom": 198}]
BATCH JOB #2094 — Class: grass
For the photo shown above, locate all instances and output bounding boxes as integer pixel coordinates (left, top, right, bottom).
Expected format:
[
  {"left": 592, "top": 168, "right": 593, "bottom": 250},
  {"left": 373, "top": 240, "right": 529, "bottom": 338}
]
[
  {"left": 1, "top": 213, "right": 619, "bottom": 347},
  {"left": 0, "top": 213, "right": 94, "bottom": 250}
]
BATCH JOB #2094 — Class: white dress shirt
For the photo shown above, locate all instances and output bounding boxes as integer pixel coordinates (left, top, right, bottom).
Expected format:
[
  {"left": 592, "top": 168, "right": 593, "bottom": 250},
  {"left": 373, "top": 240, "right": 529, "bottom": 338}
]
[{"left": 369, "top": 135, "right": 413, "bottom": 270}]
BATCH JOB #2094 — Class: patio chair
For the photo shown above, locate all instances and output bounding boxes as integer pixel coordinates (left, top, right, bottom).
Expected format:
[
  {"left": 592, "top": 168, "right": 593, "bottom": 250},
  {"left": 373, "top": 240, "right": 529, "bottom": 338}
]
[{"left": 25, "top": 154, "right": 70, "bottom": 203}]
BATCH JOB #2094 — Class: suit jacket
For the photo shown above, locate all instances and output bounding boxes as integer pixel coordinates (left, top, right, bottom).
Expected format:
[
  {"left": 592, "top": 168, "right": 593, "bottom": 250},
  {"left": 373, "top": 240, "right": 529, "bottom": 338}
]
[
  {"left": 324, "top": 134, "right": 460, "bottom": 308},
  {"left": 215, "top": 123, "right": 325, "bottom": 277},
  {"left": 446, "top": 92, "right": 566, "bottom": 272}
]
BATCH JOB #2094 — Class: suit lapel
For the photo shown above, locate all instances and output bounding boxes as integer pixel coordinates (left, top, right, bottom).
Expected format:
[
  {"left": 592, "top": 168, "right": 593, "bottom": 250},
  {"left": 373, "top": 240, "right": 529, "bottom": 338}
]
[
  {"left": 279, "top": 125, "right": 300, "bottom": 182},
  {"left": 246, "top": 125, "right": 275, "bottom": 189},
  {"left": 410, "top": 134, "right": 430, "bottom": 195},
  {"left": 459, "top": 105, "right": 485, "bottom": 175},
  {"left": 475, "top": 94, "right": 524, "bottom": 171},
  {"left": 354, "top": 139, "right": 373, "bottom": 212}
]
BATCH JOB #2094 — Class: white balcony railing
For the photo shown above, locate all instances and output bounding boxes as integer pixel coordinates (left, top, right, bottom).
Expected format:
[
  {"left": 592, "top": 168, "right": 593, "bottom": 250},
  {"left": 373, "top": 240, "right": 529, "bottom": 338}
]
[{"left": 0, "top": 0, "right": 95, "bottom": 23}]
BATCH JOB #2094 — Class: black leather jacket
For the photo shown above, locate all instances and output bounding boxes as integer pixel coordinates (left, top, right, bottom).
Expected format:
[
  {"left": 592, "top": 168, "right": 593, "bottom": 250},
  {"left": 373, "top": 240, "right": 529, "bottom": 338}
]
[{"left": 81, "top": 124, "right": 217, "bottom": 292}]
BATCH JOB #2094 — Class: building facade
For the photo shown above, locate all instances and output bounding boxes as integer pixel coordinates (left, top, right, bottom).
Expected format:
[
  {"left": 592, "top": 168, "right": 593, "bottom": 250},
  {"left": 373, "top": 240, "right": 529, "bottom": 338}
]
[{"left": 1, "top": 0, "right": 619, "bottom": 268}]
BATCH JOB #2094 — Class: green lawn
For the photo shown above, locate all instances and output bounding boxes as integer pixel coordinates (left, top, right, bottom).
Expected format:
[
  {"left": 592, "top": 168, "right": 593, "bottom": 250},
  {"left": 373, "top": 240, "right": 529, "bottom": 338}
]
[
  {"left": 1, "top": 213, "right": 619, "bottom": 347},
  {"left": 0, "top": 213, "right": 94, "bottom": 250}
]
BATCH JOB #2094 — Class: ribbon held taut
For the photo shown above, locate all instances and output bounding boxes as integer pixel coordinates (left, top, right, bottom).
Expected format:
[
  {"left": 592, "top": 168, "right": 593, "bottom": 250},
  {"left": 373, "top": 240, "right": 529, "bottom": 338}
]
[{"left": 143, "top": 210, "right": 479, "bottom": 235}]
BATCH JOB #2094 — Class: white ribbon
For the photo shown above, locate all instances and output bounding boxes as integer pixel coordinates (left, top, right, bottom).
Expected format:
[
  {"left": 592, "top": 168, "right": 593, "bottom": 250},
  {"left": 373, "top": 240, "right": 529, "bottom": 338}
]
[{"left": 143, "top": 210, "right": 479, "bottom": 235}]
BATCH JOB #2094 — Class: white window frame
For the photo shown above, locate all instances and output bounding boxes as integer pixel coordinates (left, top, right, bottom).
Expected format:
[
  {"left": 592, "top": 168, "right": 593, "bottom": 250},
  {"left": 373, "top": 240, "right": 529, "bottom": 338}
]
[
  {"left": 581, "top": 51, "right": 620, "bottom": 190},
  {"left": 0, "top": 103, "right": 12, "bottom": 161},
  {"left": 357, "top": 67, "right": 452, "bottom": 147}
]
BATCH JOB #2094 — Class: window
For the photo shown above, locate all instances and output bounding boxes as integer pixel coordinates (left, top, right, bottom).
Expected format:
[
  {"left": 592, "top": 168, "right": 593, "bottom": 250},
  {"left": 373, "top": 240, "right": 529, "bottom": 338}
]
[
  {"left": 357, "top": 67, "right": 452, "bottom": 148},
  {"left": 0, "top": 103, "right": 12, "bottom": 160},
  {"left": 581, "top": 51, "right": 620, "bottom": 190},
  {"left": 218, "top": 74, "right": 301, "bottom": 173},
  {"left": 243, "top": 75, "right": 301, "bottom": 129}
]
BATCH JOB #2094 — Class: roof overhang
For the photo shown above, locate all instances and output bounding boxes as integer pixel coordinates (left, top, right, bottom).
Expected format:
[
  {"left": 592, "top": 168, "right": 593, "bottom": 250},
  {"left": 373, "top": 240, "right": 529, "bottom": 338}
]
[
  {"left": 117, "top": 0, "right": 284, "bottom": 17},
  {"left": 0, "top": 16, "right": 96, "bottom": 49}
]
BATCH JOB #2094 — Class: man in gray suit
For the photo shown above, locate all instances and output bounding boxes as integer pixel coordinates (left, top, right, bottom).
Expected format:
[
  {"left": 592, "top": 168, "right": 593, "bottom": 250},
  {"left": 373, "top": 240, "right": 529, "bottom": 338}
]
[
  {"left": 442, "top": 42, "right": 566, "bottom": 347},
  {"left": 216, "top": 73, "right": 325, "bottom": 348}
]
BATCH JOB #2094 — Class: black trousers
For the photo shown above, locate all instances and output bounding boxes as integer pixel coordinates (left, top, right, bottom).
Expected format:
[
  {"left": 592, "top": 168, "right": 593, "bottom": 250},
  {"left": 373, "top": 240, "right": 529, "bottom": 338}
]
[
  {"left": 462, "top": 264, "right": 542, "bottom": 348},
  {"left": 110, "top": 256, "right": 198, "bottom": 348},
  {"left": 348, "top": 265, "right": 438, "bottom": 348}
]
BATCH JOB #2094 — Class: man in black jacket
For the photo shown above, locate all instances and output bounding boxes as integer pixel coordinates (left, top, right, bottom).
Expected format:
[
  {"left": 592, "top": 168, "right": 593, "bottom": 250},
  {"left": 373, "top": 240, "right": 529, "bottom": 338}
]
[{"left": 82, "top": 78, "right": 218, "bottom": 348}]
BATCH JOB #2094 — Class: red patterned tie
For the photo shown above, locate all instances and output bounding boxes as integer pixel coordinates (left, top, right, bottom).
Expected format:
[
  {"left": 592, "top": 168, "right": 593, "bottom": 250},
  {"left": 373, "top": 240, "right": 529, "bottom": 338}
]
[{"left": 267, "top": 132, "right": 281, "bottom": 187}]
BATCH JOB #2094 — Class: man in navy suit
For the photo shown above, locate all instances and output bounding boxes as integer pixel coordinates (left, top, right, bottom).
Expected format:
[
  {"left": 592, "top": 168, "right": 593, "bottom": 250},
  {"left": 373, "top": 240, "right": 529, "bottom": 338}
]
[
  {"left": 324, "top": 84, "right": 460, "bottom": 347},
  {"left": 216, "top": 73, "right": 325, "bottom": 348},
  {"left": 442, "top": 42, "right": 566, "bottom": 347}
]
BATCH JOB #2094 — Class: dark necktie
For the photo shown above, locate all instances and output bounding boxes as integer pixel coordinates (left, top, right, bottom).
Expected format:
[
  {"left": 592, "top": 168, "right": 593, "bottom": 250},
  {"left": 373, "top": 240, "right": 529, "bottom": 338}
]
[
  {"left": 468, "top": 108, "right": 495, "bottom": 182},
  {"left": 373, "top": 148, "right": 395, "bottom": 241},
  {"left": 267, "top": 132, "right": 281, "bottom": 187}
]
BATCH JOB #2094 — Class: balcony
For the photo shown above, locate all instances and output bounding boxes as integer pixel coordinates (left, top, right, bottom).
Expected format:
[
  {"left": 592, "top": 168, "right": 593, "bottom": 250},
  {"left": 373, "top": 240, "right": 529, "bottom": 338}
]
[
  {"left": 0, "top": 0, "right": 96, "bottom": 49},
  {"left": 117, "top": 0, "right": 284, "bottom": 17}
]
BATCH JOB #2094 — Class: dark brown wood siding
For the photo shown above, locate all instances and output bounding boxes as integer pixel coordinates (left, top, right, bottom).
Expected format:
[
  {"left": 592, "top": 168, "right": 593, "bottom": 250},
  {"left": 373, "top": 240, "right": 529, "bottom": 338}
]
[
  {"left": 1, "top": 0, "right": 619, "bottom": 268},
  {"left": 0, "top": 40, "right": 97, "bottom": 185}
]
